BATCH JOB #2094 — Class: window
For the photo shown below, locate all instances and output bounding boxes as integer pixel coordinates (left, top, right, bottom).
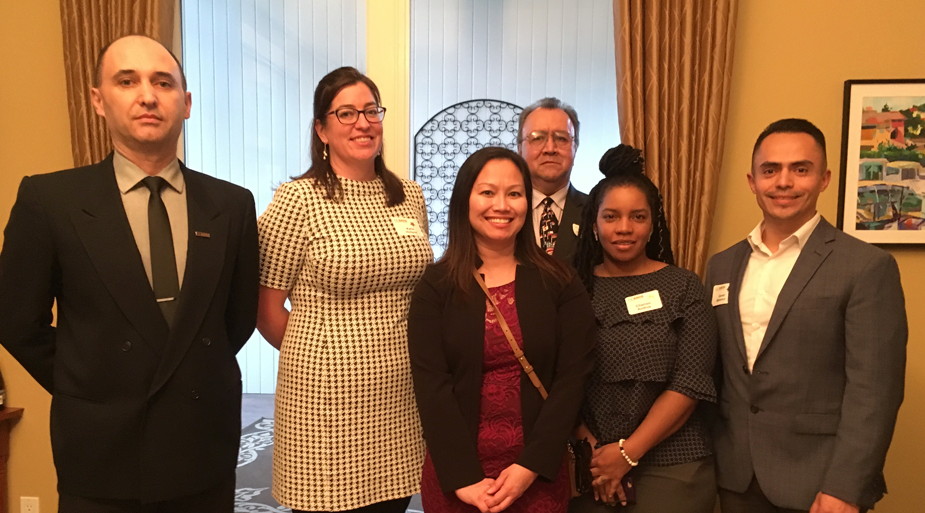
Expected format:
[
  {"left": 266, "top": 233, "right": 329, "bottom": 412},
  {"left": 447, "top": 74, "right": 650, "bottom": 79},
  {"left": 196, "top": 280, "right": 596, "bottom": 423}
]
[
  {"left": 411, "top": 0, "right": 619, "bottom": 254},
  {"left": 182, "top": 0, "right": 366, "bottom": 393}
]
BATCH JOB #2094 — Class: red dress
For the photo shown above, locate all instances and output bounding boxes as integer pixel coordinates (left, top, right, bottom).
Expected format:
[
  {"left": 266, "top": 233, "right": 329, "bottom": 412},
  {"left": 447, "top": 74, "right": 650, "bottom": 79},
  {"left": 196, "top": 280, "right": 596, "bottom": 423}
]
[{"left": 420, "top": 281, "right": 570, "bottom": 512}]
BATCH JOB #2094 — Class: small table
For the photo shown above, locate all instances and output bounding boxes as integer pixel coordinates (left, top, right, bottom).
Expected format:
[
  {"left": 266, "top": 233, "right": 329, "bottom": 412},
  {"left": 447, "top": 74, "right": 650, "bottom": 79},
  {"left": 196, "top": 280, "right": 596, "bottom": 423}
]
[{"left": 0, "top": 408, "right": 23, "bottom": 513}]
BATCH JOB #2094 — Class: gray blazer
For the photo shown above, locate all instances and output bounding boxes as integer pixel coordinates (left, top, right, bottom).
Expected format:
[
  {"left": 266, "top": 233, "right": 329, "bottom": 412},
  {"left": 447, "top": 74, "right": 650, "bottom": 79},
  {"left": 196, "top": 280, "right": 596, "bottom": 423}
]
[{"left": 705, "top": 217, "right": 906, "bottom": 510}]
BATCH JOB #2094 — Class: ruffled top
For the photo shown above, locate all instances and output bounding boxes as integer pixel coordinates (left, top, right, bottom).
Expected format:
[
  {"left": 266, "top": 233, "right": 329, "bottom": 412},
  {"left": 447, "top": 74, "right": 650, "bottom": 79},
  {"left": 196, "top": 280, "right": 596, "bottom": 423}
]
[{"left": 582, "top": 265, "right": 717, "bottom": 466}]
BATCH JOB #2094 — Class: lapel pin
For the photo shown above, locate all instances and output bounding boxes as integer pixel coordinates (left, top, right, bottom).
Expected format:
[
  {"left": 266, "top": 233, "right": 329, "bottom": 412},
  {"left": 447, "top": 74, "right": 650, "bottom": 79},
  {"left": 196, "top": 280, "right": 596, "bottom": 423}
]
[{"left": 194, "top": 231, "right": 211, "bottom": 238}]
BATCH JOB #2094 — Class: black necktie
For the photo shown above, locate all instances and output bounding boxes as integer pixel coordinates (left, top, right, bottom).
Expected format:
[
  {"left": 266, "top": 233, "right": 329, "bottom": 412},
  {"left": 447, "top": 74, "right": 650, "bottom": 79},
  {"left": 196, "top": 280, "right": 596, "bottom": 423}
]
[
  {"left": 540, "top": 197, "right": 559, "bottom": 255},
  {"left": 142, "top": 176, "right": 180, "bottom": 326}
]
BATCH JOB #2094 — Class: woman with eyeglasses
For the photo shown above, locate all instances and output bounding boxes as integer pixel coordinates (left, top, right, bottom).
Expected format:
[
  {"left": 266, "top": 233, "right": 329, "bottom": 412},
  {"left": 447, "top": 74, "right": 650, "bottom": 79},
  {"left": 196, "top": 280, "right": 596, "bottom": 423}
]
[{"left": 257, "top": 66, "right": 433, "bottom": 513}]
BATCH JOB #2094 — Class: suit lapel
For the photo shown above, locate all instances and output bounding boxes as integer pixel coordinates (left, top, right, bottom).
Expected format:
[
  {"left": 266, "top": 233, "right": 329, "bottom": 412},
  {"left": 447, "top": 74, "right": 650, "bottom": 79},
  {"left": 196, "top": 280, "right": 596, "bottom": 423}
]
[
  {"left": 552, "top": 185, "right": 585, "bottom": 262},
  {"left": 70, "top": 157, "right": 170, "bottom": 355},
  {"left": 727, "top": 241, "right": 752, "bottom": 365},
  {"left": 148, "top": 167, "right": 229, "bottom": 397},
  {"left": 755, "top": 219, "right": 835, "bottom": 362}
]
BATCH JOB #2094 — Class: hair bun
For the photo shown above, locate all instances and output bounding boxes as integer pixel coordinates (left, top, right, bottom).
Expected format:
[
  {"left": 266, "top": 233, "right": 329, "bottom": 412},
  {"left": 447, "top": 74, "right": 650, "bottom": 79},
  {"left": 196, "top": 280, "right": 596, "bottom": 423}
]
[{"left": 598, "top": 144, "right": 644, "bottom": 178}]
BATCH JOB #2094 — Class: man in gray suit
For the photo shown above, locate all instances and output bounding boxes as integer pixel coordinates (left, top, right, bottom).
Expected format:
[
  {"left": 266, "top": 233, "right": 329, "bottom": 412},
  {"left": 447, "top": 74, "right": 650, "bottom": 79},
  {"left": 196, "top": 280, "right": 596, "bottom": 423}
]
[
  {"left": 517, "top": 97, "right": 588, "bottom": 264},
  {"left": 706, "top": 119, "right": 906, "bottom": 513}
]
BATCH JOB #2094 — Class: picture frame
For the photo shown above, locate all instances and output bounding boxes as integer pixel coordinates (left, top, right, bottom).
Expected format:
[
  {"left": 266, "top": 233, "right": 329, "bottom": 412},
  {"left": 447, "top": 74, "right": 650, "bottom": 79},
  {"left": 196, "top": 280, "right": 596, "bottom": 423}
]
[{"left": 837, "top": 79, "right": 925, "bottom": 244}]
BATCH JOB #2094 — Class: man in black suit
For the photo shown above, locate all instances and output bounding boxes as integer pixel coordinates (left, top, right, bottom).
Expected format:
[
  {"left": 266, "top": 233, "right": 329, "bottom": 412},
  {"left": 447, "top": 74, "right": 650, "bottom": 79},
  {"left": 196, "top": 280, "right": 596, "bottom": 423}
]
[
  {"left": 517, "top": 97, "right": 588, "bottom": 264},
  {"left": 0, "top": 35, "right": 258, "bottom": 512}
]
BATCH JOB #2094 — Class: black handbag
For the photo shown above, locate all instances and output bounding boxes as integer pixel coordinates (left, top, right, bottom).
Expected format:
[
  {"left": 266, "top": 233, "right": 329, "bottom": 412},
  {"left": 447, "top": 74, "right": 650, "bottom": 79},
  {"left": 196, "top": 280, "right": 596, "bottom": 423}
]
[{"left": 567, "top": 437, "right": 594, "bottom": 496}]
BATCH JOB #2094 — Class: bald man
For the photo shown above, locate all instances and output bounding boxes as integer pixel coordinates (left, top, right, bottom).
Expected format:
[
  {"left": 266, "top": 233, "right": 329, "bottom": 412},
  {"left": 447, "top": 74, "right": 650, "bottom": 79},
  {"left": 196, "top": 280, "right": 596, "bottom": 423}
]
[{"left": 0, "top": 35, "right": 258, "bottom": 512}]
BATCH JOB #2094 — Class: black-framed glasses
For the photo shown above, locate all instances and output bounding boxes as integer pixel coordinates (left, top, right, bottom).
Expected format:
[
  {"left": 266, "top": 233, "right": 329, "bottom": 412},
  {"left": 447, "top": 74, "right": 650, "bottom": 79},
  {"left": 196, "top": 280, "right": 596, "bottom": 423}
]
[
  {"left": 522, "top": 130, "right": 574, "bottom": 148},
  {"left": 326, "top": 106, "right": 387, "bottom": 125}
]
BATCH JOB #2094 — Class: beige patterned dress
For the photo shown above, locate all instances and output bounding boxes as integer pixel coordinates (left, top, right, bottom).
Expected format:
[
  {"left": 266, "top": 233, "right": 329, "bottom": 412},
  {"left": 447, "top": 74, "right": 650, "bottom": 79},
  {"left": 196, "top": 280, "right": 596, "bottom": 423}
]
[{"left": 258, "top": 176, "right": 433, "bottom": 511}]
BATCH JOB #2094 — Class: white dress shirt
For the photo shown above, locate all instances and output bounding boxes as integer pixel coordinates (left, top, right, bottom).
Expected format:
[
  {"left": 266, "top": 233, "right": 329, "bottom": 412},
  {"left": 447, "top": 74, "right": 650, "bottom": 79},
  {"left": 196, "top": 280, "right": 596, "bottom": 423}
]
[
  {"left": 113, "top": 151, "right": 189, "bottom": 289},
  {"left": 739, "top": 213, "right": 821, "bottom": 370},
  {"left": 532, "top": 185, "right": 569, "bottom": 246}
]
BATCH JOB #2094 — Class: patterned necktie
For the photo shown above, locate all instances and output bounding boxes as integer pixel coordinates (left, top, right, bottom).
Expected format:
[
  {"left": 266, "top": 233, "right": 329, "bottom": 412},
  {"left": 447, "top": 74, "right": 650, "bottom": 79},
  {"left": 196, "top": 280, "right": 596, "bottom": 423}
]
[
  {"left": 142, "top": 176, "right": 180, "bottom": 326},
  {"left": 540, "top": 197, "right": 559, "bottom": 255}
]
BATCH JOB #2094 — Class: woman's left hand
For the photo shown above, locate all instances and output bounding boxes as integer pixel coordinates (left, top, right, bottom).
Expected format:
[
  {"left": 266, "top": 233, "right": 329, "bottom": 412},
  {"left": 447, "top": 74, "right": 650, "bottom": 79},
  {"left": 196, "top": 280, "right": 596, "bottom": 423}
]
[
  {"left": 589, "top": 444, "right": 632, "bottom": 503},
  {"left": 483, "top": 464, "right": 538, "bottom": 512},
  {"left": 591, "top": 475, "right": 628, "bottom": 507}
]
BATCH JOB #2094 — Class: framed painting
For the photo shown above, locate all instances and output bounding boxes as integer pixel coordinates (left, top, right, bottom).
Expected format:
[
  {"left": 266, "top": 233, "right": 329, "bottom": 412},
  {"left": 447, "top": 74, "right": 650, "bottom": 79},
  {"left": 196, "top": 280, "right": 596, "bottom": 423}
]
[{"left": 838, "top": 79, "right": 925, "bottom": 244}]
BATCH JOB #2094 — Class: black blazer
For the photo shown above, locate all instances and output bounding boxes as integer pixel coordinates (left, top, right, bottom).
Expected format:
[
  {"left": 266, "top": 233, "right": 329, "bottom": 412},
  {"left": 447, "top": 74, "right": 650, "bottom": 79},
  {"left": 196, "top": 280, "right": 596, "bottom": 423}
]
[
  {"left": 0, "top": 155, "right": 259, "bottom": 501},
  {"left": 551, "top": 184, "right": 588, "bottom": 266},
  {"left": 408, "top": 262, "right": 596, "bottom": 493}
]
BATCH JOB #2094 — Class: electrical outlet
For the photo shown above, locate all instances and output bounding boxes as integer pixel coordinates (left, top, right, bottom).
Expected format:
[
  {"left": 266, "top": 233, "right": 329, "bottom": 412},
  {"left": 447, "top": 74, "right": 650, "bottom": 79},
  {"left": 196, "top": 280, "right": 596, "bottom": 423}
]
[{"left": 20, "top": 497, "right": 39, "bottom": 513}]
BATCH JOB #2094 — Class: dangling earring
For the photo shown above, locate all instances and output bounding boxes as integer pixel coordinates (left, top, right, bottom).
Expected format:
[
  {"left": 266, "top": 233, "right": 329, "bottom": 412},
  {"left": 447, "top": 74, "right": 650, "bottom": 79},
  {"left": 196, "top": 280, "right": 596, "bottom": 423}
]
[
  {"left": 323, "top": 144, "right": 329, "bottom": 160},
  {"left": 593, "top": 230, "right": 599, "bottom": 241}
]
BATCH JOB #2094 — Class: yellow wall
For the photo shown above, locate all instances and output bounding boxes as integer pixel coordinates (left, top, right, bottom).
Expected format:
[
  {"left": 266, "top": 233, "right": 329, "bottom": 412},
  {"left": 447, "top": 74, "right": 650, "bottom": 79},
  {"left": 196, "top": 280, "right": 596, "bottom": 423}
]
[
  {"left": 711, "top": 0, "right": 925, "bottom": 510},
  {"left": 366, "top": 0, "right": 412, "bottom": 179},
  {"left": 0, "top": 0, "right": 71, "bottom": 511},
  {"left": 2, "top": 0, "right": 923, "bottom": 511}
]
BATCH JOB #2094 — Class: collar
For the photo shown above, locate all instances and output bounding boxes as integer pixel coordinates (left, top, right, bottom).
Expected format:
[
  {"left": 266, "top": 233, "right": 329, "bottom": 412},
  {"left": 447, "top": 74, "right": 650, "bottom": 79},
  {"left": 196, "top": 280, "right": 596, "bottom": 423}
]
[
  {"left": 532, "top": 184, "right": 570, "bottom": 211},
  {"left": 747, "top": 212, "right": 822, "bottom": 254},
  {"left": 113, "top": 151, "right": 185, "bottom": 194}
]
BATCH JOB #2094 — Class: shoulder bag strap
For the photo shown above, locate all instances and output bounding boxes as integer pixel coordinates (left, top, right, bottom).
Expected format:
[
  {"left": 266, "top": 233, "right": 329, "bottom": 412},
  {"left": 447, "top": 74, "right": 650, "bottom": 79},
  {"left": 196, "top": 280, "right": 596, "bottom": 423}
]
[{"left": 472, "top": 269, "right": 549, "bottom": 400}]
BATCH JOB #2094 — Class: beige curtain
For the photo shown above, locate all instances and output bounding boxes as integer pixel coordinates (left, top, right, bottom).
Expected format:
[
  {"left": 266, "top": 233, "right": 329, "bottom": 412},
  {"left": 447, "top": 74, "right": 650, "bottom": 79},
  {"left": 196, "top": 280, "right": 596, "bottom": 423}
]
[
  {"left": 614, "top": 0, "right": 738, "bottom": 276},
  {"left": 60, "top": 0, "right": 175, "bottom": 167}
]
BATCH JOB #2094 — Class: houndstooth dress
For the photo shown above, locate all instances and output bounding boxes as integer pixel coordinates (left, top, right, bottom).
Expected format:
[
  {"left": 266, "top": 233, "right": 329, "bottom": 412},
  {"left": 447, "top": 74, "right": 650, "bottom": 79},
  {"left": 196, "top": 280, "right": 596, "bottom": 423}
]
[{"left": 258, "top": 175, "right": 433, "bottom": 511}]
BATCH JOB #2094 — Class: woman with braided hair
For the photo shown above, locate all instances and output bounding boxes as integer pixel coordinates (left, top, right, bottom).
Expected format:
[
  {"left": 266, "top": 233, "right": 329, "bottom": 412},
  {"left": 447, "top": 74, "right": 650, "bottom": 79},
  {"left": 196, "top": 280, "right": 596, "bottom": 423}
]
[{"left": 569, "top": 144, "right": 718, "bottom": 513}]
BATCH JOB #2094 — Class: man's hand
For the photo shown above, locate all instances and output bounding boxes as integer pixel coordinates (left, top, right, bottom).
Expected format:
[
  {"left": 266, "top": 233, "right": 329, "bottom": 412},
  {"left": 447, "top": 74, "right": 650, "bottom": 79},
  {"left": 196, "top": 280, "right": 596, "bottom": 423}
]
[
  {"left": 455, "top": 478, "right": 496, "bottom": 513},
  {"left": 484, "top": 464, "right": 538, "bottom": 512},
  {"left": 809, "top": 492, "right": 860, "bottom": 513}
]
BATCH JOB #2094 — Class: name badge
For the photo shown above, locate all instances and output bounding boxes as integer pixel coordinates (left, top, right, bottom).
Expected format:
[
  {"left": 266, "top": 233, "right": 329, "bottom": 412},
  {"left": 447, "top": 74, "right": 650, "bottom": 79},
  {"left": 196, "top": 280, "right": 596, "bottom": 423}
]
[
  {"left": 625, "top": 290, "right": 663, "bottom": 315},
  {"left": 712, "top": 283, "right": 730, "bottom": 306},
  {"left": 391, "top": 217, "right": 425, "bottom": 237}
]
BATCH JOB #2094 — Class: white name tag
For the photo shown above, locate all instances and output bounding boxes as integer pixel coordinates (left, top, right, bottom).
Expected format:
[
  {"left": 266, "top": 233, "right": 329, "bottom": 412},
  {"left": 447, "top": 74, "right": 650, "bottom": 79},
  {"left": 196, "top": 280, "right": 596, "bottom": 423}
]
[
  {"left": 625, "top": 290, "right": 663, "bottom": 315},
  {"left": 391, "top": 217, "right": 425, "bottom": 237},
  {"left": 712, "top": 283, "right": 730, "bottom": 306}
]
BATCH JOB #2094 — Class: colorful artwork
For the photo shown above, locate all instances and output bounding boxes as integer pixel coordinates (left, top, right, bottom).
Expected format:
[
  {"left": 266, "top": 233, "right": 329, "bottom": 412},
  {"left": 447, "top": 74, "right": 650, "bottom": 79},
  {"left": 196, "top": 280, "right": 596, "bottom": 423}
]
[{"left": 839, "top": 80, "right": 925, "bottom": 244}]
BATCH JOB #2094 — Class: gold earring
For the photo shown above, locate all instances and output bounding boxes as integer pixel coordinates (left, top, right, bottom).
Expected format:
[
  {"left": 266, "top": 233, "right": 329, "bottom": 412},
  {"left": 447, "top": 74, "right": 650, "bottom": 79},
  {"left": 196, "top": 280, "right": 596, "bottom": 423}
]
[
  {"left": 593, "top": 230, "right": 599, "bottom": 241},
  {"left": 323, "top": 144, "right": 328, "bottom": 160}
]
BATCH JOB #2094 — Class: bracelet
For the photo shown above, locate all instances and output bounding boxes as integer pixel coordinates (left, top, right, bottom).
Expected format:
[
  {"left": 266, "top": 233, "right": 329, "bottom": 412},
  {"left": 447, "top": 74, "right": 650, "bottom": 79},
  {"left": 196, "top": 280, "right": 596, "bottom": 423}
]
[{"left": 618, "top": 439, "right": 639, "bottom": 467}]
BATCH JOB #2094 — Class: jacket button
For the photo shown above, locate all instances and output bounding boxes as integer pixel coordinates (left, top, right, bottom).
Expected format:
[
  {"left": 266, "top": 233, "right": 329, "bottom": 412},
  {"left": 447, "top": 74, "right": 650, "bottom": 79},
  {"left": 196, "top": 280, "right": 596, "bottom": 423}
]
[
  {"left": 122, "top": 341, "right": 132, "bottom": 352},
  {"left": 742, "top": 365, "right": 749, "bottom": 374},
  {"left": 191, "top": 390, "right": 200, "bottom": 400},
  {"left": 202, "top": 337, "right": 212, "bottom": 346},
  {"left": 750, "top": 405, "right": 760, "bottom": 414}
]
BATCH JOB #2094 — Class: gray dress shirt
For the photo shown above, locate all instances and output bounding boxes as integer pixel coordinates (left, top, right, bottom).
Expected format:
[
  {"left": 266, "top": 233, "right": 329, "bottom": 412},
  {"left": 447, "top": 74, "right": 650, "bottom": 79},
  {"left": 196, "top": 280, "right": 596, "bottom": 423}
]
[{"left": 113, "top": 151, "right": 189, "bottom": 289}]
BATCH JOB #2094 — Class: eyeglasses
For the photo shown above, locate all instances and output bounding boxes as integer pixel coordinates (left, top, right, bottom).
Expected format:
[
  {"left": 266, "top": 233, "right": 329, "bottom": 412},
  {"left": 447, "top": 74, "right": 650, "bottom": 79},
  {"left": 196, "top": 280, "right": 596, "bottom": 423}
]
[
  {"left": 326, "top": 106, "right": 387, "bottom": 125},
  {"left": 522, "top": 130, "right": 574, "bottom": 148}
]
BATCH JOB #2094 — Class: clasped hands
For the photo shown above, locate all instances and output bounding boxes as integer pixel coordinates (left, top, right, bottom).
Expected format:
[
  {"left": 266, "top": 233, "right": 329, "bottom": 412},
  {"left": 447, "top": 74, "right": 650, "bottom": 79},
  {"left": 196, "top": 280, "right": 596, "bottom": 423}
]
[
  {"left": 455, "top": 464, "right": 538, "bottom": 513},
  {"left": 589, "top": 442, "right": 632, "bottom": 507}
]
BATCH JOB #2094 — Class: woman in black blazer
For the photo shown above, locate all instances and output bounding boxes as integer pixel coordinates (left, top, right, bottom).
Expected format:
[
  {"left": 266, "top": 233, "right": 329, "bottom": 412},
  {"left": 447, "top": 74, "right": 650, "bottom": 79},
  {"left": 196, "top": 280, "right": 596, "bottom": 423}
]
[{"left": 408, "top": 146, "right": 596, "bottom": 513}]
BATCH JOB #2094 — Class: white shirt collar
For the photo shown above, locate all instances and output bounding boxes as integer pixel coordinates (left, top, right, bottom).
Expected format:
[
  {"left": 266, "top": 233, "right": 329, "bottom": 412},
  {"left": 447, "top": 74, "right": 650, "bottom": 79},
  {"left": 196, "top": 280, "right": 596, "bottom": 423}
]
[
  {"left": 747, "top": 212, "right": 822, "bottom": 254},
  {"left": 113, "top": 151, "right": 185, "bottom": 195},
  {"left": 532, "top": 184, "right": 569, "bottom": 211}
]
